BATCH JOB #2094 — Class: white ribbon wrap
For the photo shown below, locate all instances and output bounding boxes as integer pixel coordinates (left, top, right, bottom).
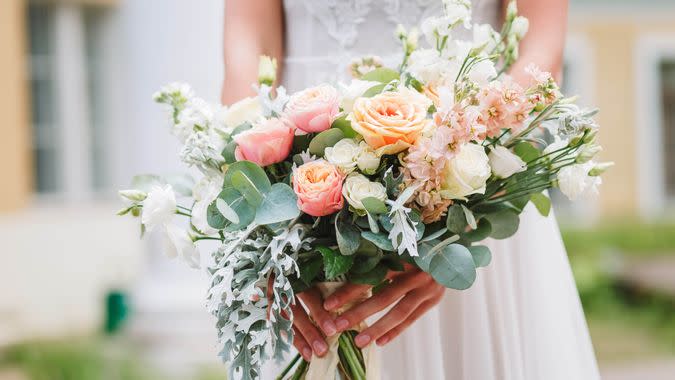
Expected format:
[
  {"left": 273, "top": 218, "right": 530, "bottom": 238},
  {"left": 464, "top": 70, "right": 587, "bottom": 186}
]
[{"left": 303, "top": 282, "right": 381, "bottom": 380}]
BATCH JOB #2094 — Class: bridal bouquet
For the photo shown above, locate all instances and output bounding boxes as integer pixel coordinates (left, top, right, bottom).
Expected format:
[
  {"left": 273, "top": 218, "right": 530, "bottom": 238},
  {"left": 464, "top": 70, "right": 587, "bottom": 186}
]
[{"left": 118, "top": 1, "right": 610, "bottom": 379}]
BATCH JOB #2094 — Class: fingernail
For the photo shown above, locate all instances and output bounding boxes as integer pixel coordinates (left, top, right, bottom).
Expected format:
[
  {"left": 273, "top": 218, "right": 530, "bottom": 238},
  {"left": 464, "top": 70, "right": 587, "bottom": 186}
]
[
  {"left": 323, "top": 320, "right": 337, "bottom": 336},
  {"left": 324, "top": 298, "right": 338, "bottom": 310},
  {"left": 303, "top": 347, "right": 313, "bottom": 361},
  {"left": 335, "top": 318, "right": 349, "bottom": 331},
  {"left": 313, "top": 340, "right": 327, "bottom": 355},
  {"left": 355, "top": 334, "right": 371, "bottom": 347},
  {"left": 376, "top": 336, "right": 389, "bottom": 346}
]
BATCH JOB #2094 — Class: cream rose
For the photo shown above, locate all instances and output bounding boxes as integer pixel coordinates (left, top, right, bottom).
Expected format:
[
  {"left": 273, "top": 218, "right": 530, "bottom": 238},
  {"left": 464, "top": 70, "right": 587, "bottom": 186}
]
[
  {"left": 221, "top": 97, "right": 262, "bottom": 129},
  {"left": 488, "top": 146, "right": 526, "bottom": 179},
  {"left": 440, "top": 143, "right": 491, "bottom": 200},
  {"left": 342, "top": 173, "right": 388, "bottom": 214},
  {"left": 324, "top": 138, "right": 361, "bottom": 173},
  {"left": 350, "top": 87, "right": 432, "bottom": 155},
  {"left": 356, "top": 142, "right": 381, "bottom": 174}
]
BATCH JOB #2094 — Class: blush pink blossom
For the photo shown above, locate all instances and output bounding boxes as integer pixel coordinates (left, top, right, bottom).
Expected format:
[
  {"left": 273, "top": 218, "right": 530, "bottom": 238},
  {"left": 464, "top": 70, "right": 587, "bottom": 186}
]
[
  {"left": 234, "top": 117, "right": 295, "bottom": 166},
  {"left": 292, "top": 160, "right": 345, "bottom": 217},
  {"left": 285, "top": 84, "right": 340, "bottom": 133}
]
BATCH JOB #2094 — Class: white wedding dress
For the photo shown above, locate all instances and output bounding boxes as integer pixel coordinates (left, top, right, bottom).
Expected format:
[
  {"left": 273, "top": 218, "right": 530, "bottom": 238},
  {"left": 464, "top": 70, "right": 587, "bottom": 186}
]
[{"left": 278, "top": 1, "right": 601, "bottom": 379}]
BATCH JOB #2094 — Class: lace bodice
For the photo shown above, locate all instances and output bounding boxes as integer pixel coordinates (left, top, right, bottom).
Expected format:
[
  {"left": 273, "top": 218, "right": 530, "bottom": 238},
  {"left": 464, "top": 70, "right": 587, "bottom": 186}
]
[{"left": 282, "top": 0, "right": 501, "bottom": 91}]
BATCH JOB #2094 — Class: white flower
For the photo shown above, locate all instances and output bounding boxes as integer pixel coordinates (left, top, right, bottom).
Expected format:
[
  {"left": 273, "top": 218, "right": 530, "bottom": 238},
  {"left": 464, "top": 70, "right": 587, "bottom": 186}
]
[
  {"left": 511, "top": 16, "right": 529, "bottom": 40},
  {"left": 557, "top": 161, "right": 602, "bottom": 200},
  {"left": 141, "top": 185, "right": 177, "bottom": 231},
  {"left": 356, "top": 142, "right": 381, "bottom": 175},
  {"left": 339, "top": 80, "right": 379, "bottom": 113},
  {"left": 489, "top": 146, "right": 526, "bottom": 178},
  {"left": 506, "top": 0, "right": 518, "bottom": 21},
  {"left": 468, "top": 59, "right": 497, "bottom": 86},
  {"left": 153, "top": 82, "right": 193, "bottom": 102},
  {"left": 162, "top": 224, "right": 200, "bottom": 268},
  {"left": 342, "top": 173, "right": 388, "bottom": 213},
  {"left": 191, "top": 175, "right": 223, "bottom": 235},
  {"left": 442, "top": 0, "right": 472, "bottom": 27},
  {"left": 576, "top": 143, "right": 602, "bottom": 163},
  {"left": 221, "top": 96, "right": 262, "bottom": 129},
  {"left": 174, "top": 97, "right": 213, "bottom": 141},
  {"left": 179, "top": 130, "right": 224, "bottom": 168},
  {"left": 440, "top": 143, "right": 491, "bottom": 199},
  {"left": 406, "top": 49, "right": 452, "bottom": 84},
  {"left": 118, "top": 189, "right": 147, "bottom": 202},
  {"left": 257, "top": 84, "right": 289, "bottom": 117},
  {"left": 473, "top": 23, "right": 499, "bottom": 52},
  {"left": 324, "top": 138, "right": 361, "bottom": 173},
  {"left": 257, "top": 55, "right": 277, "bottom": 86},
  {"left": 543, "top": 136, "right": 569, "bottom": 155}
]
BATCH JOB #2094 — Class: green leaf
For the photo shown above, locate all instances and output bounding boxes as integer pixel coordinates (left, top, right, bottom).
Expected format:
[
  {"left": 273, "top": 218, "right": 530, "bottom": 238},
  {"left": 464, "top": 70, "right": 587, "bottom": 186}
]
[
  {"left": 231, "top": 171, "right": 264, "bottom": 207},
  {"left": 446, "top": 204, "right": 467, "bottom": 234},
  {"left": 363, "top": 83, "right": 387, "bottom": 98},
  {"left": 308, "top": 128, "right": 345, "bottom": 156},
  {"left": 349, "top": 263, "right": 388, "bottom": 285},
  {"left": 318, "top": 246, "right": 354, "bottom": 280},
  {"left": 383, "top": 168, "right": 404, "bottom": 198},
  {"left": 484, "top": 210, "right": 520, "bottom": 239},
  {"left": 224, "top": 161, "right": 271, "bottom": 193},
  {"left": 299, "top": 257, "right": 323, "bottom": 285},
  {"left": 336, "top": 209, "right": 361, "bottom": 255},
  {"left": 379, "top": 214, "right": 394, "bottom": 232},
  {"left": 508, "top": 195, "right": 530, "bottom": 212},
  {"left": 331, "top": 117, "right": 357, "bottom": 138},
  {"left": 352, "top": 251, "right": 383, "bottom": 274},
  {"left": 355, "top": 239, "right": 380, "bottom": 257},
  {"left": 360, "top": 67, "right": 400, "bottom": 83},
  {"left": 292, "top": 133, "right": 312, "bottom": 152},
  {"left": 468, "top": 245, "right": 492, "bottom": 267},
  {"left": 361, "top": 231, "right": 394, "bottom": 251},
  {"left": 254, "top": 183, "right": 301, "bottom": 225},
  {"left": 428, "top": 244, "right": 477, "bottom": 290},
  {"left": 216, "top": 198, "right": 240, "bottom": 224},
  {"left": 221, "top": 140, "right": 238, "bottom": 163},
  {"left": 230, "top": 122, "right": 253, "bottom": 136},
  {"left": 381, "top": 256, "right": 405, "bottom": 272},
  {"left": 414, "top": 240, "right": 436, "bottom": 272},
  {"left": 513, "top": 141, "right": 540, "bottom": 163},
  {"left": 530, "top": 192, "right": 551, "bottom": 217},
  {"left": 462, "top": 218, "right": 492, "bottom": 242},
  {"left": 461, "top": 205, "right": 477, "bottom": 229},
  {"left": 362, "top": 197, "right": 388, "bottom": 215},
  {"left": 207, "top": 187, "right": 255, "bottom": 231}
]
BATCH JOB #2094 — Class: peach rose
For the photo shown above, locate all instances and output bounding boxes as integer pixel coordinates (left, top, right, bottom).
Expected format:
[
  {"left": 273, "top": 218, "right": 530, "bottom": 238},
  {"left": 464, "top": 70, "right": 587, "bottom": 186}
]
[
  {"left": 234, "top": 117, "right": 294, "bottom": 166},
  {"left": 292, "top": 160, "right": 345, "bottom": 217},
  {"left": 285, "top": 84, "right": 340, "bottom": 133},
  {"left": 350, "top": 87, "right": 432, "bottom": 155}
]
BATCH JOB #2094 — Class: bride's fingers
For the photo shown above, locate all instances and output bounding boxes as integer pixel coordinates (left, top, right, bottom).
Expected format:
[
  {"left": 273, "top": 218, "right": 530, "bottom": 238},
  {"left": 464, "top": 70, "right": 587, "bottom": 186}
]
[
  {"left": 323, "top": 283, "right": 371, "bottom": 312},
  {"left": 298, "top": 288, "right": 337, "bottom": 336},
  {"left": 375, "top": 287, "right": 445, "bottom": 346},
  {"left": 333, "top": 270, "right": 428, "bottom": 333},
  {"left": 292, "top": 326, "right": 313, "bottom": 361},
  {"left": 353, "top": 288, "right": 427, "bottom": 348},
  {"left": 290, "top": 301, "right": 328, "bottom": 357}
]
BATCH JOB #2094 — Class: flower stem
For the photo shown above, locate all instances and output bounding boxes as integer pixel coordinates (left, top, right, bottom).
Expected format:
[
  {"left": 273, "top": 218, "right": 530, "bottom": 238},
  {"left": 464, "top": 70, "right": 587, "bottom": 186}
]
[{"left": 276, "top": 354, "right": 301, "bottom": 380}]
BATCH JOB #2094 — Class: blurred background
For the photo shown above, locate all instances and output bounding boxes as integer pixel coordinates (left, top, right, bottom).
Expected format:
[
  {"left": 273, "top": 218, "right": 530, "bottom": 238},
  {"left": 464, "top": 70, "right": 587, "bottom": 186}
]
[{"left": 1, "top": 0, "right": 675, "bottom": 379}]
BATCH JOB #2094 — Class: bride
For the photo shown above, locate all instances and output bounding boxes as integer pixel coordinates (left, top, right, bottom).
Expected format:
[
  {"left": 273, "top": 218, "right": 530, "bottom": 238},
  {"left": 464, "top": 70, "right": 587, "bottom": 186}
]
[{"left": 222, "top": 1, "right": 600, "bottom": 379}]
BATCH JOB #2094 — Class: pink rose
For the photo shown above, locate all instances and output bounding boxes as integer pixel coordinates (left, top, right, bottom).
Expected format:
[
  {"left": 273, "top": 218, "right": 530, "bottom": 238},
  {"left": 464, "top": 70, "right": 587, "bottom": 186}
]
[
  {"left": 285, "top": 84, "right": 340, "bottom": 133},
  {"left": 234, "top": 118, "right": 295, "bottom": 166},
  {"left": 293, "top": 160, "right": 345, "bottom": 217}
]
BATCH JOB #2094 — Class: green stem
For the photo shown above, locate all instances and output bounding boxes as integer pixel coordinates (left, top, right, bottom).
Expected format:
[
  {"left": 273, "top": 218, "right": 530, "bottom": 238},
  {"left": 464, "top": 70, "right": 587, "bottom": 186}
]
[
  {"left": 339, "top": 334, "right": 366, "bottom": 380},
  {"left": 289, "top": 359, "right": 308, "bottom": 380},
  {"left": 193, "top": 236, "right": 222, "bottom": 242},
  {"left": 276, "top": 354, "right": 301, "bottom": 380},
  {"left": 176, "top": 210, "right": 191, "bottom": 217}
]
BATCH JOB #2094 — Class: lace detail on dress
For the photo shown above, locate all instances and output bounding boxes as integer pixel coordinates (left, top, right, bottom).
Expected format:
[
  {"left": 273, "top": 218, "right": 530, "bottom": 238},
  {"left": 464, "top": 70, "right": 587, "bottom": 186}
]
[
  {"left": 382, "top": 0, "right": 442, "bottom": 27},
  {"left": 301, "top": 0, "right": 373, "bottom": 49}
]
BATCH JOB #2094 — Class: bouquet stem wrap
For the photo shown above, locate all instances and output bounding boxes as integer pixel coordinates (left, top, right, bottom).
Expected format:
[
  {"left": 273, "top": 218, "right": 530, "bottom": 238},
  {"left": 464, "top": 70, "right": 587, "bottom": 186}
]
[{"left": 304, "top": 282, "right": 380, "bottom": 380}]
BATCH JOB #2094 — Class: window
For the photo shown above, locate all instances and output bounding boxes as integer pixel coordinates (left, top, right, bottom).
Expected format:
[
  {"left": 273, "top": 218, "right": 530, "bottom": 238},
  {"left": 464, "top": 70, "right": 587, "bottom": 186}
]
[
  {"left": 26, "top": 3, "right": 112, "bottom": 197},
  {"left": 661, "top": 60, "right": 675, "bottom": 199}
]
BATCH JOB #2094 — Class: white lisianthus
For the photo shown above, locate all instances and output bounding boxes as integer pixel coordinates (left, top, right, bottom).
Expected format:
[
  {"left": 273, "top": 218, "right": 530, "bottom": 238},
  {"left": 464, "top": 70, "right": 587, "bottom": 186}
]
[
  {"left": 174, "top": 97, "right": 213, "bottom": 141},
  {"left": 356, "top": 142, "right": 381, "bottom": 174},
  {"left": 506, "top": 0, "right": 518, "bottom": 21},
  {"left": 588, "top": 161, "right": 614, "bottom": 177},
  {"left": 257, "top": 55, "right": 277, "bottom": 86},
  {"left": 440, "top": 143, "right": 491, "bottom": 199},
  {"left": 141, "top": 185, "right": 177, "bottom": 231},
  {"left": 163, "top": 224, "right": 200, "bottom": 268},
  {"left": 576, "top": 143, "right": 602, "bottom": 163},
  {"left": 342, "top": 173, "right": 388, "bottom": 213},
  {"left": 324, "top": 138, "right": 361, "bottom": 173},
  {"left": 468, "top": 59, "right": 497, "bottom": 86},
  {"left": 118, "top": 189, "right": 147, "bottom": 202},
  {"left": 442, "top": 0, "right": 472, "bottom": 27},
  {"left": 489, "top": 146, "right": 526, "bottom": 178},
  {"left": 191, "top": 175, "right": 223, "bottom": 235},
  {"left": 406, "top": 49, "right": 452, "bottom": 84},
  {"left": 543, "top": 136, "right": 569, "bottom": 155},
  {"left": 339, "top": 79, "right": 379, "bottom": 113},
  {"left": 257, "top": 84, "right": 289, "bottom": 117},
  {"left": 221, "top": 96, "right": 262, "bottom": 129},
  {"left": 472, "top": 23, "right": 499, "bottom": 52},
  {"left": 511, "top": 16, "right": 529, "bottom": 40},
  {"left": 557, "top": 161, "right": 602, "bottom": 200}
]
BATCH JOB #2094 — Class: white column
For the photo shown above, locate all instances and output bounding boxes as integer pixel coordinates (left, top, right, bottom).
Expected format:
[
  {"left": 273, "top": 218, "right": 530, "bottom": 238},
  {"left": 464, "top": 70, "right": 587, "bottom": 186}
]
[{"left": 53, "top": 4, "right": 92, "bottom": 201}]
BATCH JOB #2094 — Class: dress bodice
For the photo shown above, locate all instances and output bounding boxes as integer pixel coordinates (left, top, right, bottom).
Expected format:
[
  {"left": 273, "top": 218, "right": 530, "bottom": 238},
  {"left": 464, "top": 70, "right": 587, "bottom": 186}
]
[{"left": 282, "top": 0, "right": 502, "bottom": 91}]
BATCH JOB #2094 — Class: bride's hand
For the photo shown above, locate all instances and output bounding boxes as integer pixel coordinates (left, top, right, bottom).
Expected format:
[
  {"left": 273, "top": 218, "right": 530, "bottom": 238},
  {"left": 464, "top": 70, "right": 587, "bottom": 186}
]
[
  {"left": 324, "top": 264, "right": 445, "bottom": 348},
  {"left": 290, "top": 288, "right": 338, "bottom": 361}
]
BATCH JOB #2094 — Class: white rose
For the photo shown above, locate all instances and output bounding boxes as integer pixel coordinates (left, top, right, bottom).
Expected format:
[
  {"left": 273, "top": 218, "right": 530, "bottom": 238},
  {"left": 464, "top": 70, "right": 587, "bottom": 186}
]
[
  {"left": 468, "top": 59, "right": 497, "bottom": 86},
  {"left": 356, "top": 142, "right": 381, "bottom": 175},
  {"left": 163, "top": 224, "right": 200, "bottom": 268},
  {"left": 557, "top": 162, "right": 602, "bottom": 201},
  {"left": 191, "top": 175, "right": 223, "bottom": 235},
  {"left": 141, "top": 185, "right": 177, "bottom": 231},
  {"left": 339, "top": 80, "right": 379, "bottom": 113},
  {"left": 489, "top": 146, "right": 526, "bottom": 178},
  {"left": 511, "top": 16, "right": 529, "bottom": 40},
  {"left": 407, "top": 49, "right": 452, "bottom": 84},
  {"left": 440, "top": 143, "right": 491, "bottom": 199},
  {"left": 342, "top": 173, "right": 388, "bottom": 213},
  {"left": 221, "top": 97, "right": 262, "bottom": 129},
  {"left": 324, "top": 138, "right": 361, "bottom": 173}
]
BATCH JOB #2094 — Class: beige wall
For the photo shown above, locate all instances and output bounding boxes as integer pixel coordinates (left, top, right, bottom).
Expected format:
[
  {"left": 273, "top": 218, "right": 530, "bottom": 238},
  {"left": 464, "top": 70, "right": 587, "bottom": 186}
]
[{"left": 0, "top": 0, "right": 32, "bottom": 212}]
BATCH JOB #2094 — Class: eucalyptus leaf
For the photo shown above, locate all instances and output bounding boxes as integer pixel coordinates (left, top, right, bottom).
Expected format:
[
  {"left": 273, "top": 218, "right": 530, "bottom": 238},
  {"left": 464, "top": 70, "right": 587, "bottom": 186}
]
[
  {"left": 468, "top": 245, "right": 492, "bottom": 267},
  {"left": 446, "top": 204, "right": 467, "bottom": 234},
  {"left": 336, "top": 209, "right": 361, "bottom": 255},
  {"left": 216, "top": 198, "right": 241, "bottom": 224},
  {"left": 254, "top": 183, "right": 301, "bottom": 225},
  {"left": 366, "top": 213, "right": 380, "bottom": 233},
  {"left": 349, "top": 263, "right": 388, "bottom": 285},
  {"left": 462, "top": 217, "right": 492, "bottom": 242},
  {"left": 231, "top": 171, "right": 264, "bottom": 207},
  {"left": 362, "top": 197, "right": 388, "bottom": 215},
  {"left": 509, "top": 195, "right": 530, "bottom": 212},
  {"left": 308, "top": 128, "right": 345, "bottom": 156},
  {"left": 429, "top": 244, "right": 477, "bottom": 290},
  {"left": 230, "top": 122, "right": 253, "bottom": 136},
  {"left": 331, "top": 117, "right": 357, "bottom": 138},
  {"left": 514, "top": 141, "right": 540, "bottom": 163},
  {"left": 484, "top": 210, "right": 520, "bottom": 240},
  {"left": 318, "top": 246, "right": 354, "bottom": 280},
  {"left": 221, "top": 140, "right": 238, "bottom": 163},
  {"left": 461, "top": 205, "right": 477, "bottom": 229},
  {"left": 352, "top": 251, "right": 383, "bottom": 274},
  {"left": 223, "top": 161, "right": 271, "bottom": 193},
  {"left": 530, "top": 192, "right": 551, "bottom": 217},
  {"left": 361, "top": 231, "right": 395, "bottom": 251},
  {"left": 360, "top": 67, "right": 400, "bottom": 83},
  {"left": 207, "top": 187, "right": 255, "bottom": 231}
]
